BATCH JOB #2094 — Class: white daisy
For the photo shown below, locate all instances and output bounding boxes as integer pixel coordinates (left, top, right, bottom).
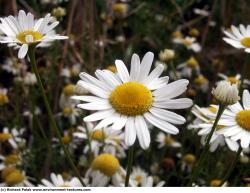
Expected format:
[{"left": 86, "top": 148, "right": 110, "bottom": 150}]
[
  {"left": 217, "top": 90, "right": 250, "bottom": 148},
  {"left": 156, "top": 132, "right": 181, "bottom": 149},
  {"left": 74, "top": 123, "right": 126, "bottom": 158},
  {"left": 72, "top": 52, "right": 193, "bottom": 149},
  {"left": 0, "top": 10, "right": 68, "bottom": 58},
  {"left": 39, "top": 173, "right": 83, "bottom": 187},
  {"left": 223, "top": 25, "right": 250, "bottom": 52},
  {"left": 177, "top": 56, "right": 200, "bottom": 78},
  {"left": 0, "top": 127, "right": 26, "bottom": 149},
  {"left": 218, "top": 73, "right": 250, "bottom": 87},
  {"left": 0, "top": 88, "right": 9, "bottom": 105},
  {"left": 173, "top": 36, "right": 201, "bottom": 52},
  {"left": 1, "top": 58, "right": 27, "bottom": 75},
  {"left": 190, "top": 105, "right": 239, "bottom": 152}
]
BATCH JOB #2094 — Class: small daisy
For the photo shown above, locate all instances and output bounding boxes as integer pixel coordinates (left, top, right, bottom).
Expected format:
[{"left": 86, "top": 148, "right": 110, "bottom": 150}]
[
  {"left": 190, "top": 105, "right": 239, "bottom": 152},
  {"left": 0, "top": 10, "right": 68, "bottom": 58},
  {"left": 173, "top": 36, "right": 201, "bottom": 52},
  {"left": 194, "top": 74, "right": 209, "bottom": 92},
  {"left": 1, "top": 58, "right": 26, "bottom": 75},
  {"left": 177, "top": 56, "right": 200, "bottom": 77},
  {"left": 74, "top": 123, "right": 126, "bottom": 158},
  {"left": 23, "top": 72, "right": 37, "bottom": 86},
  {"left": 217, "top": 90, "right": 250, "bottom": 148},
  {"left": 0, "top": 153, "right": 21, "bottom": 171},
  {"left": 0, "top": 167, "right": 33, "bottom": 187},
  {"left": 39, "top": 173, "right": 83, "bottom": 187},
  {"left": 86, "top": 153, "right": 126, "bottom": 187},
  {"left": 73, "top": 52, "right": 193, "bottom": 149},
  {"left": 181, "top": 153, "right": 196, "bottom": 173},
  {"left": 0, "top": 88, "right": 9, "bottom": 105},
  {"left": 156, "top": 132, "right": 181, "bottom": 149},
  {"left": 218, "top": 73, "right": 250, "bottom": 87},
  {"left": 223, "top": 25, "right": 250, "bottom": 52},
  {"left": 61, "top": 63, "right": 81, "bottom": 78},
  {"left": 0, "top": 127, "right": 26, "bottom": 149}
]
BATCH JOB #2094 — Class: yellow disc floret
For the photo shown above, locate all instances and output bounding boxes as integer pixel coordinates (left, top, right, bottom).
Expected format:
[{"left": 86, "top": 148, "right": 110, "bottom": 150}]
[
  {"left": 4, "top": 154, "right": 19, "bottom": 165},
  {"left": 164, "top": 136, "right": 174, "bottom": 145},
  {"left": 106, "top": 65, "right": 117, "bottom": 73},
  {"left": 241, "top": 37, "right": 250, "bottom": 47},
  {"left": 63, "top": 107, "right": 73, "bottom": 115},
  {"left": 0, "top": 133, "right": 12, "bottom": 141},
  {"left": 236, "top": 110, "right": 250, "bottom": 131},
  {"left": 210, "top": 179, "right": 222, "bottom": 187},
  {"left": 227, "top": 76, "right": 239, "bottom": 85},
  {"left": 63, "top": 84, "right": 75, "bottom": 96},
  {"left": 183, "top": 154, "right": 196, "bottom": 164},
  {"left": 5, "top": 169, "right": 25, "bottom": 186},
  {"left": 0, "top": 94, "right": 9, "bottom": 105},
  {"left": 91, "top": 130, "right": 105, "bottom": 141},
  {"left": 16, "top": 30, "right": 43, "bottom": 44},
  {"left": 91, "top": 153, "right": 120, "bottom": 177},
  {"left": 109, "top": 82, "right": 153, "bottom": 116},
  {"left": 186, "top": 57, "right": 199, "bottom": 69}
]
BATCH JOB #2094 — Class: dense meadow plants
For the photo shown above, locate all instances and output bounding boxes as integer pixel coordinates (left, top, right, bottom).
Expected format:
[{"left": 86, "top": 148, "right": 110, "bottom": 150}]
[{"left": 0, "top": 0, "right": 250, "bottom": 187}]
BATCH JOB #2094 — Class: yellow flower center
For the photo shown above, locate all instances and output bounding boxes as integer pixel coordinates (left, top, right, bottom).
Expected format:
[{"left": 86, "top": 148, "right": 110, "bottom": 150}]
[
  {"left": 4, "top": 169, "right": 25, "bottom": 186},
  {"left": 1, "top": 167, "right": 16, "bottom": 179},
  {"left": 63, "top": 107, "right": 73, "bottom": 115},
  {"left": 240, "top": 37, "right": 250, "bottom": 47},
  {"left": 91, "top": 153, "right": 120, "bottom": 177},
  {"left": 182, "top": 39, "right": 193, "bottom": 46},
  {"left": 0, "top": 133, "right": 12, "bottom": 141},
  {"left": 183, "top": 154, "right": 196, "bottom": 164},
  {"left": 135, "top": 175, "right": 142, "bottom": 184},
  {"left": 0, "top": 94, "right": 9, "bottom": 105},
  {"left": 210, "top": 179, "right": 222, "bottom": 187},
  {"left": 186, "top": 57, "right": 199, "bottom": 69},
  {"left": 194, "top": 75, "right": 208, "bottom": 85},
  {"left": 189, "top": 28, "right": 200, "bottom": 37},
  {"left": 61, "top": 135, "right": 71, "bottom": 145},
  {"left": 172, "top": 31, "right": 183, "bottom": 38},
  {"left": 112, "top": 3, "right": 128, "bottom": 13},
  {"left": 91, "top": 130, "right": 105, "bottom": 141},
  {"left": 63, "top": 84, "right": 75, "bottom": 96},
  {"left": 236, "top": 110, "right": 250, "bottom": 131},
  {"left": 208, "top": 106, "right": 217, "bottom": 114},
  {"left": 227, "top": 76, "right": 239, "bottom": 85},
  {"left": 109, "top": 82, "right": 153, "bottom": 116},
  {"left": 59, "top": 184, "right": 70, "bottom": 187},
  {"left": 164, "top": 136, "right": 174, "bottom": 145},
  {"left": 106, "top": 65, "right": 117, "bottom": 73},
  {"left": 4, "top": 154, "right": 19, "bottom": 165},
  {"left": 16, "top": 30, "right": 43, "bottom": 44}
]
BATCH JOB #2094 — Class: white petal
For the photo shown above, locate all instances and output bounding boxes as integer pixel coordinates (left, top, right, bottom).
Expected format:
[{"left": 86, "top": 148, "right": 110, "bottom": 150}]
[
  {"left": 243, "top": 90, "right": 250, "bottom": 109},
  {"left": 138, "top": 52, "right": 154, "bottom": 81},
  {"left": 130, "top": 53, "right": 140, "bottom": 81},
  {"left": 18, "top": 44, "right": 28, "bottom": 59},
  {"left": 77, "top": 101, "right": 111, "bottom": 110},
  {"left": 83, "top": 109, "right": 115, "bottom": 122},
  {"left": 135, "top": 116, "right": 150, "bottom": 149},
  {"left": 153, "top": 98, "right": 193, "bottom": 109},
  {"left": 125, "top": 117, "right": 136, "bottom": 146},
  {"left": 112, "top": 115, "right": 127, "bottom": 130},
  {"left": 144, "top": 112, "right": 179, "bottom": 134},
  {"left": 115, "top": 60, "right": 130, "bottom": 83},
  {"left": 143, "top": 63, "right": 164, "bottom": 86}
]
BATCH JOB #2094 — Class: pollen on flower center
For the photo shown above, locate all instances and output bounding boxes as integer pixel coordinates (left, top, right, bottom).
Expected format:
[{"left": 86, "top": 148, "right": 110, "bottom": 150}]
[
  {"left": 16, "top": 30, "right": 43, "bottom": 44},
  {"left": 236, "top": 110, "right": 250, "bottom": 131},
  {"left": 227, "top": 76, "right": 239, "bottom": 85},
  {"left": 109, "top": 82, "right": 153, "bottom": 116},
  {"left": 91, "top": 130, "right": 105, "bottom": 141},
  {"left": 240, "top": 37, "right": 250, "bottom": 47},
  {"left": 4, "top": 169, "right": 25, "bottom": 186},
  {"left": 0, "top": 133, "right": 12, "bottom": 141},
  {"left": 4, "top": 154, "right": 19, "bottom": 165},
  {"left": 91, "top": 153, "right": 120, "bottom": 177}
]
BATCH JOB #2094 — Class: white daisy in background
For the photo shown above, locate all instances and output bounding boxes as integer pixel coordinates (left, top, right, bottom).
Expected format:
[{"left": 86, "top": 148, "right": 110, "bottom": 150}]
[
  {"left": 0, "top": 153, "right": 21, "bottom": 171},
  {"left": 190, "top": 105, "right": 239, "bottom": 152},
  {"left": 177, "top": 56, "right": 200, "bottom": 78},
  {"left": 86, "top": 153, "right": 127, "bottom": 187},
  {"left": 39, "top": 173, "right": 83, "bottom": 187},
  {"left": 130, "top": 166, "right": 165, "bottom": 187},
  {"left": 61, "top": 63, "right": 81, "bottom": 79},
  {"left": 223, "top": 25, "right": 250, "bottom": 52},
  {"left": 0, "top": 167, "right": 33, "bottom": 187},
  {"left": 0, "top": 10, "right": 68, "bottom": 58},
  {"left": 74, "top": 123, "right": 126, "bottom": 158},
  {"left": 194, "top": 74, "right": 209, "bottom": 93},
  {"left": 156, "top": 132, "right": 181, "bottom": 149},
  {"left": 218, "top": 73, "right": 250, "bottom": 87},
  {"left": 1, "top": 58, "right": 27, "bottom": 75},
  {"left": 217, "top": 90, "right": 250, "bottom": 148},
  {"left": 173, "top": 36, "right": 201, "bottom": 52},
  {"left": 73, "top": 52, "right": 193, "bottom": 149},
  {"left": 0, "top": 127, "right": 26, "bottom": 149},
  {"left": 23, "top": 72, "right": 37, "bottom": 86},
  {"left": 0, "top": 88, "right": 9, "bottom": 105}
]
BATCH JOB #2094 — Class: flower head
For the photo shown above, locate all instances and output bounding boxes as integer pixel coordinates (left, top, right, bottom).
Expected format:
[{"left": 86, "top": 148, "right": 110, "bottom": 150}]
[
  {"left": 0, "top": 10, "right": 68, "bottom": 58},
  {"left": 73, "top": 52, "right": 193, "bottom": 149},
  {"left": 212, "top": 80, "right": 239, "bottom": 105}
]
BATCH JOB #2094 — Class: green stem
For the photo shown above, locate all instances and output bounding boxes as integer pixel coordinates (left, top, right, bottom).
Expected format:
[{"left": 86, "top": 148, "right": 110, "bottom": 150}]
[
  {"left": 125, "top": 145, "right": 134, "bottom": 187},
  {"left": 187, "top": 104, "right": 225, "bottom": 186},
  {"left": 27, "top": 46, "right": 86, "bottom": 187},
  {"left": 220, "top": 146, "right": 242, "bottom": 186}
]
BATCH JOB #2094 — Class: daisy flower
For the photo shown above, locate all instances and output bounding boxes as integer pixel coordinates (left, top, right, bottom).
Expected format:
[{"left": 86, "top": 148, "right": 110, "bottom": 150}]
[
  {"left": 0, "top": 10, "right": 68, "bottom": 58},
  {"left": 217, "top": 90, "right": 250, "bottom": 148},
  {"left": 155, "top": 132, "right": 181, "bottom": 149},
  {"left": 0, "top": 88, "right": 9, "bottom": 105},
  {"left": 218, "top": 73, "right": 250, "bottom": 87},
  {"left": 74, "top": 123, "right": 126, "bottom": 158},
  {"left": 39, "top": 173, "right": 83, "bottom": 187},
  {"left": 190, "top": 105, "right": 239, "bottom": 152},
  {"left": 1, "top": 58, "right": 27, "bottom": 75},
  {"left": 0, "top": 127, "right": 26, "bottom": 149},
  {"left": 73, "top": 52, "right": 193, "bottom": 149},
  {"left": 173, "top": 36, "right": 201, "bottom": 52},
  {"left": 223, "top": 25, "right": 250, "bottom": 52},
  {"left": 177, "top": 56, "right": 200, "bottom": 78},
  {"left": 0, "top": 153, "right": 21, "bottom": 171},
  {"left": 86, "top": 153, "right": 127, "bottom": 187}
]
